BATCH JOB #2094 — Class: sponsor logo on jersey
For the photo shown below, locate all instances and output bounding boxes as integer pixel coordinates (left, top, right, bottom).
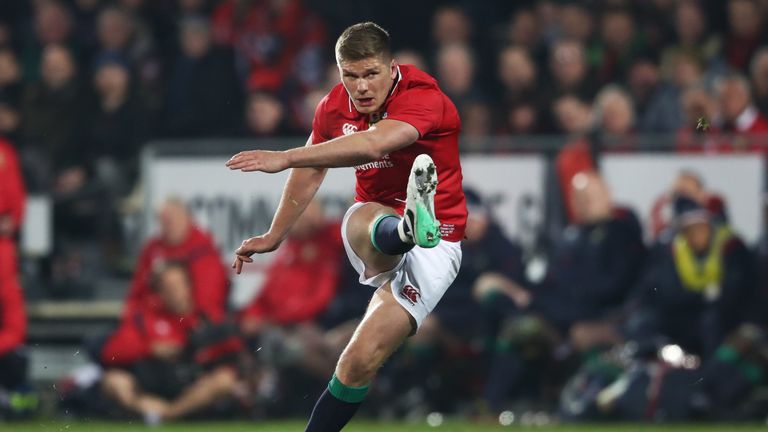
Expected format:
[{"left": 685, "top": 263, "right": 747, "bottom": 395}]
[
  {"left": 354, "top": 153, "right": 394, "bottom": 171},
  {"left": 399, "top": 284, "right": 420, "bottom": 305},
  {"left": 342, "top": 123, "right": 358, "bottom": 135}
]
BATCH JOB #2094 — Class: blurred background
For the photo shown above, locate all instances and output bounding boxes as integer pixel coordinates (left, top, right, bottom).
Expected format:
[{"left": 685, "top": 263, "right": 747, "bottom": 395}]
[{"left": 1, "top": 0, "right": 768, "bottom": 428}]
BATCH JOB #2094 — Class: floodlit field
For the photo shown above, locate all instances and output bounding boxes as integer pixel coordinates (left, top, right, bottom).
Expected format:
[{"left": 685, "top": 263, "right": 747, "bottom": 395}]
[{"left": 7, "top": 421, "right": 768, "bottom": 432}]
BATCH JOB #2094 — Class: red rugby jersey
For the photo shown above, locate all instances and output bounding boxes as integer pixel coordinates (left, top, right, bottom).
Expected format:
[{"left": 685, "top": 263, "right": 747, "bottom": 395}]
[{"left": 312, "top": 64, "right": 467, "bottom": 242}]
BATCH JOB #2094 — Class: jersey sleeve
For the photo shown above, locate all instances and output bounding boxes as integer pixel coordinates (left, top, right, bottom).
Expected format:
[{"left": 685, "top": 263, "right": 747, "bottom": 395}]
[
  {"left": 311, "top": 95, "right": 331, "bottom": 144},
  {"left": 385, "top": 88, "right": 444, "bottom": 137}
]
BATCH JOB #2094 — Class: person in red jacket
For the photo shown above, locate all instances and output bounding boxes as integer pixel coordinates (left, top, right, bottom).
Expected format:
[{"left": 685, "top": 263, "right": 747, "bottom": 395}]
[
  {"left": 240, "top": 199, "right": 345, "bottom": 378},
  {"left": 0, "top": 137, "right": 28, "bottom": 394},
  {"left": 101, "top": 262, "right": 241, "bottom": 424},
  {"left": 101, "top": 198, "right": 229, "bottom": 366}
]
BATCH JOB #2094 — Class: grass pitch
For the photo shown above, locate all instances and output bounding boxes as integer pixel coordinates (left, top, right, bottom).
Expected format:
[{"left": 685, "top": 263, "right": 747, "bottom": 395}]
[{"left": 7, "top": 421, "right": 768, "bottom": 432}]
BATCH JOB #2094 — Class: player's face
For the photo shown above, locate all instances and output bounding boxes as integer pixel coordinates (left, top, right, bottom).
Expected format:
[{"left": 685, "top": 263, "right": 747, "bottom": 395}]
[{"left": 338, "top": 55, "right": 397, "bottom": 114}]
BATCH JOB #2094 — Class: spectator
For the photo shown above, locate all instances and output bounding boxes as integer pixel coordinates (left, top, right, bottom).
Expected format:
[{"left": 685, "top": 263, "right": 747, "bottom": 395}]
[
  {"left": 716, "top": 73, "right": 768, "bottom": 149},
  {"left": 443, "top": 188, "right": 526, "bottom": 344},
  {"left": 22, "top": 0, "right": 76, "bottom": 82},
  {"left": 96, "top": 6, "right": 162, "bottom": 115},
  {"left": 594, "top": 84, "right": 636, "bottom": 143},
  {"left": 435, "top": 44, "right": 481, "bottom": 116},
  {"left": 21, "top": 44, "right": 85, "bottom": 192},
  {"left": 101, "top": 197, "right": 229, "bottom": 366},
  {"left": 431, "top": 6, "right": 472, "bottom": 47},
  {"left": 649, "top": 170, "right": 730, "bottom": 241},
  {"left": 660, "top": 0, "right": 722, "bottom": 75},
  {"left": 211, "top": 0, "right": 326, "bottom": 93},
  {"left": 164, "top": 16, "right": 242, "bottom": 138},
  {"left": 85, "top": 56, "right": 147, "bottom": 195},
  {"left": 242, "top": 91, "right": 293, "bottom": 137},
  {"left": 723, "top": 0, "right": 764, "bottom": 72},
  {"left": 0, "top": 48, "right": 22, "bottom": 110},
  {"left": 461, "top": 100, "right": 494, "bottom": 151},
  {"left": 240, "top": 200, "right": 345, "bottom": 379},
  {"left": 552, "top": 95, "right": 593, "bottom": 136},
  {"left": 496, "top": 46, "right": 539, "bottom": 122},
  {"left": 555, "top": 85, "right": 636, "bottom": 217},
  {"left": 507, "top": 8, "right": 541, "bottom": 56},
  {"left": 0, "top": 138, "right": 34, "bottom": 417},
  {"left": 628, "top": 195, "right": 756, "bottom": 357},
  {"left": 592, "top": 7, "right": 647, "bottom": 85},
  {"left": 50, "top": 55, "right": 144, "bottom": 259},
  {"left": 394, "top": 49, "right": 428, "bottom": 72},
  {"left": 628, "top": 56, "right": 686, "bottom": 133},
  {"left": 544, "top": 40, "right": 597, "bottom": 106},
  {"left": 0, "top": 48, "right": 22, "bottom": 140},
  {"left": 749, "top": 48, "right": 768, "bottom": 115},
  {"left": 676, "top": 85, "right": 724, "bottom": 152},
  {"left": 96, "top": 6, "right": 152, "bottom": 66},
  {"left": 101, "top": 262, "right": 241, "bottom": 424},
  {"left": 478, "top": 171, "right": 645, "bottom": 411},
  {"left": 559, "top": 2, "right": 595, "bottom": 44}
]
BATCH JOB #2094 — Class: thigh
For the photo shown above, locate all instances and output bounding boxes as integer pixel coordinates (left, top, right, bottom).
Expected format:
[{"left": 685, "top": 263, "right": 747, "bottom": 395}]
[{"left": 336, "top": 285, "right": 415, "bottom": 384}]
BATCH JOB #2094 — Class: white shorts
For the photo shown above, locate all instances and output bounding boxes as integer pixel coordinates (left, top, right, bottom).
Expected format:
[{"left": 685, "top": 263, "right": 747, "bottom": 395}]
[{"left": 340, "top": 202, "right": 463, "bottom": 328}]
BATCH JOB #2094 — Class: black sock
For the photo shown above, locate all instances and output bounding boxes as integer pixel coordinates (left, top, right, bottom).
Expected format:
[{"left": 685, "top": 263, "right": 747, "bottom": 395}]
[
  {"left": 305, "top": 375, "right": 368, "bottom": 432},
  {"left": 371, "top": 215, "right": 413, "bottom": 255}
]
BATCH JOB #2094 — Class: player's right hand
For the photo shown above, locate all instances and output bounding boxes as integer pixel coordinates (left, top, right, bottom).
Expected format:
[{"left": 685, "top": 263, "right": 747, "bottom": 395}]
[{"left": 232, "top": 234, "right": 281, "bottom": 274}]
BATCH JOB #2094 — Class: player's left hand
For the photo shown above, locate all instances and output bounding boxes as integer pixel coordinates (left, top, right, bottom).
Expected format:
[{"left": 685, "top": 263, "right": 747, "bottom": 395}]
[{"left": 226, "top": 150, "right": 289, "bottom": 173}]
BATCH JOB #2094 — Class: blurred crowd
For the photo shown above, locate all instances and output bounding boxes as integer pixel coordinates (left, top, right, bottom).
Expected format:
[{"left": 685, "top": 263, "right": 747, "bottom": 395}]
[{"left": 1, "top": 0, "right": 768, "bottom": 425}]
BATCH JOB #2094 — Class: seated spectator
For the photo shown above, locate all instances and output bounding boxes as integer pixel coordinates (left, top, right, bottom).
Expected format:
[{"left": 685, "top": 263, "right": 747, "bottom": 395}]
[
  {"left": 477, "top": 171, "right": 645, "bottom": 412},
  {"left": 435, "top": 43, "right": 482, "bottom": 116},
  {"left": 0, "top": 48, "right": 22, "bottom": 141},
  {"left": 431, "top": 6, "right": 472, "bottom": 48},
  {"left": 496, "top": 46, "right": 539, "bottom": 111},
  {"left": 558, "top": 3, "right": 594, "bottom": 44},
  {"left": 164, "top": 16, "right": 242, "bottom": 138},
  {"left": 717, "top": 73, "right": 768, "bottom": 143},
  {"left": 101, "top": 198, "right": 228, "bottom": 366},
  {"left": 629, "top": 54, "right": 694, "bottom": 133},
  {"left": 101, "top": 262, "right": 241, "bottom": 424},
  {"left": 84, "top": 55, "right": 147, "bottom": 195},
  {"left": 240, "top": 200, "right": 345, "bottom": 379},
  {"left": 21, "top": 0, "right": 77, "bottom": 83},
  {"left": 21, "top": 44, "right": 85, "bottom": 192},
  {"left": 50, "top": 55, "right": 147, "bottom": 257},
  {"left": 675, "top": 85, "right": 725, "bottom": 153},
  {"left": 556, "top": 86, "right": 635, "bottom": 221},
  {"left": 394, "top": 49, "right": 428, "bottom": 72},
  {"left": 552, "top": 95, "right": 592, "bottom": 136},
  {"left": 0, "top": 138, "right": 35, "bottom": 418},
  {"left": 660, "top": 0, "right": 722, "bottom": 75},
  {"left": 723, "top": 0, "right": 764, "bottom": 72},
  {"left": 628, "top": 195, "right": 756, "bottom": 357},
  {"left": 211, "top": 0, "right": 326, "bottom": 93},
  {"left": 543, "top": 40, "right": 597, "bottom": 108},
  {"left": 592, "top": 7, "right": 648, "bottom": 85},
  {"left": 749, "top": 47, "right": 768, "bottom": 115},
  {"left": 242, "top": 91, "right": 293, "bottom": 137}
]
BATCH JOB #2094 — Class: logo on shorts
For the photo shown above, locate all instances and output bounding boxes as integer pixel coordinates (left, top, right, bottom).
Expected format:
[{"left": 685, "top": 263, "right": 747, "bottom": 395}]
[
  {"left": 342, "top": 123, "right": 358, "bottom": 135},
  {"left": 399, "top": 284, "right": 420, "bottom": 305}
]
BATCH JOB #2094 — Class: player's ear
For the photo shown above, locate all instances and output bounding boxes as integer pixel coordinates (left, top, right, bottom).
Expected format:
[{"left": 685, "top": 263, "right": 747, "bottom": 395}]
[{"left": 390, "top": 58, "right": 398, "bottom": 79}]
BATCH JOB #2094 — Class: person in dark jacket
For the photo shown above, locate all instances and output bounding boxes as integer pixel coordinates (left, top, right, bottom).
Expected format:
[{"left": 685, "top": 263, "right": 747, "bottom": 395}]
[
  {"left": 164, "top": 16, "right": 242, "bottom": 138},
  {"left": 478, "top": 171, "right": 646, "bottom": 412},
  {"left": 627, "top": 195, "right": 756, "bottom": 358}
]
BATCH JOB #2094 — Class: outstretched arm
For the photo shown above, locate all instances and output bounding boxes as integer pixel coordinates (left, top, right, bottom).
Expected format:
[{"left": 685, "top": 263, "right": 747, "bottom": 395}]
[
  {"left": 226, "top": 119, "right": 419, "bottom": 173},
  {"left": 232, "top": 136, "right": 328, "bottom": 274}
]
